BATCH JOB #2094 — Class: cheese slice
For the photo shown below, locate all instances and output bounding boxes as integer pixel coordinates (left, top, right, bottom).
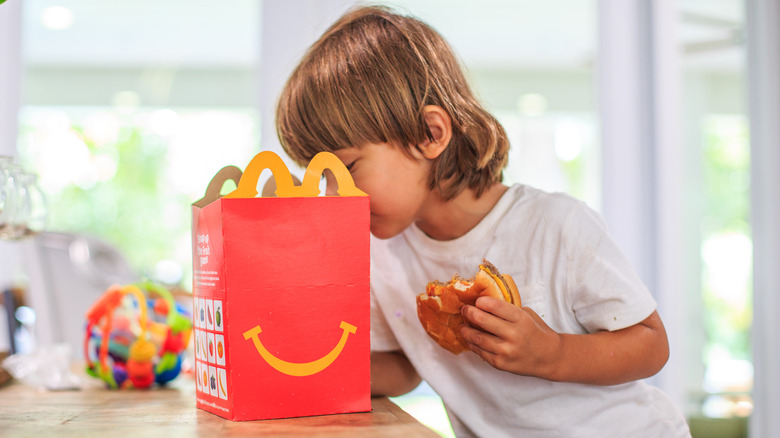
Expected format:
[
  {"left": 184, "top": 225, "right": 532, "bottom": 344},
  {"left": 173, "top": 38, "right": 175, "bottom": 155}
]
[{"left": 479, "top": 264, "right": 511, "bottom": 303}]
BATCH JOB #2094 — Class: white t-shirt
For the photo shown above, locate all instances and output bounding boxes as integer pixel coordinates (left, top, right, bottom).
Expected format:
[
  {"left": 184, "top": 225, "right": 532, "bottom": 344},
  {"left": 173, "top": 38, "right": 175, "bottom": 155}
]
[{"left": 370, "top": 184, "right": 690, "bottom": 437}]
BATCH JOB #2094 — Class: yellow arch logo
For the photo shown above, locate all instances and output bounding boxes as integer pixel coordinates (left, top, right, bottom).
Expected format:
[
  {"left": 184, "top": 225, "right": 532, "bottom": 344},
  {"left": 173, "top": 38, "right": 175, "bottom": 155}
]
[
  {"left": 224, "top": 151, "right": 367, "bottom": 199},
  {"left": 242, "top": 321, "right": 357, "bottom": 377}
]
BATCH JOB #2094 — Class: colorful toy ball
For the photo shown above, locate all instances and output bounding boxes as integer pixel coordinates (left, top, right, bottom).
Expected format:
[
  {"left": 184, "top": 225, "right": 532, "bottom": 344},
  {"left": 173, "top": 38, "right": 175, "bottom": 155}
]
[{"left": 84, "top": 282, "right": 192, "bottom": 389}]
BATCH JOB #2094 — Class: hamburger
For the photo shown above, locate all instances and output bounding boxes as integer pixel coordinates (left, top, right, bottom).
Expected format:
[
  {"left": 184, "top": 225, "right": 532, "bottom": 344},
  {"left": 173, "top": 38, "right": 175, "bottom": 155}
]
[{"left": 416, "top": 260, "right": 521, "bottom": 354}]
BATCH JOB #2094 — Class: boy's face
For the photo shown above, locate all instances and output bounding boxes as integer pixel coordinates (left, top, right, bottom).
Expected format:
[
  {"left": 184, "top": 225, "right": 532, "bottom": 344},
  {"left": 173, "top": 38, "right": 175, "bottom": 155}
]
[{"left": 327, "top": 143, "right": 433, "bottom": 240}]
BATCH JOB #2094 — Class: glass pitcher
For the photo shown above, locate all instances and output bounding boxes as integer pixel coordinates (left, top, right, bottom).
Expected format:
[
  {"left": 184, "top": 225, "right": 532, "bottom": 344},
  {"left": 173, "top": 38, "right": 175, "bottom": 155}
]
[
  {"left": 7, "top": 171, "right": 48, "bottom": 239},
  {"left": 0, "top": 156, "right": 18, "bottom": 238}
]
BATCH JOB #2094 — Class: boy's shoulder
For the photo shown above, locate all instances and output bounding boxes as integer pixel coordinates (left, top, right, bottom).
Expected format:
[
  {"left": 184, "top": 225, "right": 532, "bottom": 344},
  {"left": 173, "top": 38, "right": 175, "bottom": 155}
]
[
  {"left": 499, "top": 184, "right": 610, "bottom": 243},
  {"left": 507, "top": 184, "right": 589, "bottom": 219},
  {"left": 507, "top": 185, "right": 611, "bottom": 246}
]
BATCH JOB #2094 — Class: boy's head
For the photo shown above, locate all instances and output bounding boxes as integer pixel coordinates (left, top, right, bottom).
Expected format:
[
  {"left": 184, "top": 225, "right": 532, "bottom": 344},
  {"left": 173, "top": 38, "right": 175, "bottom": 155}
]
[{"left": 276, "top": 5, "right": 509, "bottom": 200}]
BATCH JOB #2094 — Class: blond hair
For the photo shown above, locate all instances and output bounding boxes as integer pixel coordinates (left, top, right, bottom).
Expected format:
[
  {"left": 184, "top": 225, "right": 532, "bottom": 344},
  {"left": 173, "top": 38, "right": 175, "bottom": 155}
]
[{"left": 276, "top": 5, "right": 509, "bottom": 200}]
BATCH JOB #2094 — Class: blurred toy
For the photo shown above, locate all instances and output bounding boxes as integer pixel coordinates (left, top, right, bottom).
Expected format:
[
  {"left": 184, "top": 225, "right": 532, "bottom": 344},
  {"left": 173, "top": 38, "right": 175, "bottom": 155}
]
[{"left": 84, "top": 282, "right": 192, "bottom": 389}]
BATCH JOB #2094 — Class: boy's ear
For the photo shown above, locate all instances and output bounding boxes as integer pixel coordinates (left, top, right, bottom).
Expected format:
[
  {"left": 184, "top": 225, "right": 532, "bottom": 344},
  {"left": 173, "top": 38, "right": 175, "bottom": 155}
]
[{"left": 418, "top": 105, "right": 452, "bottom": 159}]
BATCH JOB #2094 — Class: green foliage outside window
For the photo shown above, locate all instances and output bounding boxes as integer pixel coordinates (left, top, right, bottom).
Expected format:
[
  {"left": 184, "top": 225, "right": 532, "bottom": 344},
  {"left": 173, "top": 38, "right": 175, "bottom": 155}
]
[
  {"left": 18, "top": 107, "right": 257, "bottom": 289},
  {"left": 700, "top": 116, "right": 752, "bottom": 367}
]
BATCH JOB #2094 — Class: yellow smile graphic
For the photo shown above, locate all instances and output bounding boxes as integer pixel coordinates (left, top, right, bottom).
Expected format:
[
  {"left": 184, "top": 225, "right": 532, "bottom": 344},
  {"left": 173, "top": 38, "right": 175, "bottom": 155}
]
[{"left": 242, "top": 321, "right": 357, "bottom": 376}]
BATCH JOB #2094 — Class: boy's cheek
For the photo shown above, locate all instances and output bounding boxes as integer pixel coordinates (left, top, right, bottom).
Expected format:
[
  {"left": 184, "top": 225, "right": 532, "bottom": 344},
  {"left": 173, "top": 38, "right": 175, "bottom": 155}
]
[
  {"left": 323, "top": 176, "right": 339, "bottom": 196},
  {"left": 325, "top": 184, "right": 339, "bottom": 196}
]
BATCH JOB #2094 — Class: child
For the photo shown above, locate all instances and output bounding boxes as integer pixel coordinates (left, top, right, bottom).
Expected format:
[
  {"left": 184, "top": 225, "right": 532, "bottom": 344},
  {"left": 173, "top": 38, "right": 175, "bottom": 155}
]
[{"left": 276, "top": 5, "right": 690, "bottom": 437}]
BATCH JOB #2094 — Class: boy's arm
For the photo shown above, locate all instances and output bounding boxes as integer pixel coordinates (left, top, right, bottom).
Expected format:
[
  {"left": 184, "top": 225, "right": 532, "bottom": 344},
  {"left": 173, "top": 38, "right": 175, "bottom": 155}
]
[
  {"left": 461, "top": 298, "right": 669, "bottom": 386},
  {"left": 370, "top": 351, "right": 421, "bottom": 397}
]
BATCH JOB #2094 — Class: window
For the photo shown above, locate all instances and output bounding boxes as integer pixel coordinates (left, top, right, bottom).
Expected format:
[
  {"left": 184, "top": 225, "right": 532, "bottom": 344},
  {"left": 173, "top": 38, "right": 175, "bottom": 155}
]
[
  {"left": 17, "top": 107, "right": 257, "bottom": 285},
  {"left": 18, "top": 0, "right": 260, "bottom": 288},
  {"left": 699, "top": 115, "right": 752, "bottom": 417},
  {"left": 680, "top": 0, "right": 752, "bottom": 423}
]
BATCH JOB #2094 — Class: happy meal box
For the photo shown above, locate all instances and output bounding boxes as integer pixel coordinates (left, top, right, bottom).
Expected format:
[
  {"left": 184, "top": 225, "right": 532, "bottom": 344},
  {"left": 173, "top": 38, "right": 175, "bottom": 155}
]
[{"left": 191, "top": 151, "right": 371, "bottom": 420}]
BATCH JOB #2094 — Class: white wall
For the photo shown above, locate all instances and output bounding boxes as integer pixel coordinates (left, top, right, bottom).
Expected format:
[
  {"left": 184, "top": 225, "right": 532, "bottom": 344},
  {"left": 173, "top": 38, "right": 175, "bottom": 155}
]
[
  {"left": 746, "top": 1, "right": 780, "bottom": 436},
  {"left": 0, "top": 0, "right": 24, "bottom": 301},
  {"left": 258, "top": 0, "right": 359, "bottom": 175},
  {"left": 0, "top": 0, "right": 21, "bottom": 158},
  {"left": 598, "top": 0, "right": 687, "bottom": 410}
]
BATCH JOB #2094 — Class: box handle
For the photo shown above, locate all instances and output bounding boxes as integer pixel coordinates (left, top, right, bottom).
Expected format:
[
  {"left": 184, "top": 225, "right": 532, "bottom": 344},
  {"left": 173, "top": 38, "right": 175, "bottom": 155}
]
[
  {"left": 225, "top": 151, "right": 367, "bottom": 198},
  {"left": 192, "top": 165, "right": 243, "bottom": 207}
]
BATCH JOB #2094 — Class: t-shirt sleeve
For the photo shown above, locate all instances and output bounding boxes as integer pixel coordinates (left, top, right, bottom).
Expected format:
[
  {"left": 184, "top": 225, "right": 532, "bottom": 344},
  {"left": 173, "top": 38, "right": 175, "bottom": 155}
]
[
  {"left": 563, "top": 202, "right": 657, "bottom": 332},
  {"left": 369, "top": 286, "right": 402, "bottom": 351}
]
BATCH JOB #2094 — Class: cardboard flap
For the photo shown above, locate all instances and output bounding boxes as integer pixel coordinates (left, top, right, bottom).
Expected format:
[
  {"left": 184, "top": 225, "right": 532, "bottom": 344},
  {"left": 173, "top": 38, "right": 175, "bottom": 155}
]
[
  {"left": 193, "top": 166, "right": 243, "bottom": 207},
  {"left": 225, "top": 151, "right": 367, "bottom": 199}
]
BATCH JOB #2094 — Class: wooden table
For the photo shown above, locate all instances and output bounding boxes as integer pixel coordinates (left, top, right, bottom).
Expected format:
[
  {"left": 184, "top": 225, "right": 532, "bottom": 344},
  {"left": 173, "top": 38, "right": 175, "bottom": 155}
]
[{"left": 0, "top": 377, "right": 438, "bottom": 438}]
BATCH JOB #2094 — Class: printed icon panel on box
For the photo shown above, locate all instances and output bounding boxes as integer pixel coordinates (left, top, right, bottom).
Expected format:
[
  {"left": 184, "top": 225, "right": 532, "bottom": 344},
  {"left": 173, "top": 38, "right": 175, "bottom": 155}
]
[
  {"left": 193, "top": 299, "right": 226, "bottom": 365},
  {"left": 207, "top": 332, "right": 216, "bottom": 363},
  {"left": 208, "top": 366, "right": 218, "bottom": 397},
  {"left": 194, "top": 298, "right": 223, "bottom": 332},
  {"left": 218, "top": 367, "right": 228, "bottom": 400},
  {"left": 216, "top": 334, "right": 225, "bottom": 366},
  {"left": 206, "top": 300, "right": 214, "bottom": 330},
  {"left": 196, "top": 361, "right": 205, "bottom": 392},
  {"left": 195, "top": 360, "right": 228, "bottom": 402},
  {"left": 196, "top": 330, "right": 205, "bottom": 361},
  {"left": 192, "top": 300, "right": 199, "bottom": 329},
  {"left": 198, "top": 298, "right": 206, "bottom": 328},
  {"left": 214, "top": 300, "right": 223, "bottom": 332},
  {"left": 193, "top": 296, "right": 228, "bottom": 402}
]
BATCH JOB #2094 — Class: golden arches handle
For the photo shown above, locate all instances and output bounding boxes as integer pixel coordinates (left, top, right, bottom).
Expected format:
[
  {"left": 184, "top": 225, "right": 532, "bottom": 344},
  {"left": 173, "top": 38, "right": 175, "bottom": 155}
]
[
  {"left": 225, "top": 151, "right": 366, "bottom": 198},
  {"left": 242, "top": 321, "right": 357, "bottom": 377},
  {"left": 226, "top": 151, "right": 295, "bottom": 198},
  {"left": 193, "top": 165, "right": 243, "bottom": 207},
  {"left": 301, "top": 152, "right": 367, "bottom": 197}
]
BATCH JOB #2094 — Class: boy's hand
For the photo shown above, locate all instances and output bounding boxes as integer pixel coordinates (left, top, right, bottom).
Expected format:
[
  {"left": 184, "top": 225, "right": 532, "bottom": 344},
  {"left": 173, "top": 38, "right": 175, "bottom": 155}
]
[
  {"left": 460, "top": 296, "right": 562, "bottom": 378},
  {"left": 460, "top": 297, "right": 671, "bottom": 385}
]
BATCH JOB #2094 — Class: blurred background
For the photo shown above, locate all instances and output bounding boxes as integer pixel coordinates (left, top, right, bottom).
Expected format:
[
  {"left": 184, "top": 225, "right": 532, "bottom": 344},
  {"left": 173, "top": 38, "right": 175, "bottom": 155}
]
[{"left": 1, "top": 1, "right": 778, "bottom": 437}]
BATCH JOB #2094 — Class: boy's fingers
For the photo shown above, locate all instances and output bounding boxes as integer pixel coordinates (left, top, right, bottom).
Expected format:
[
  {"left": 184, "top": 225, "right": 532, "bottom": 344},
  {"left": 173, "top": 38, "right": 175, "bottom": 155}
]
[
  {"left": 465, "top": 340, "right": 499, "bottom": 366},
  {"left": 460, "top": 323, "right": 502, "bottom": 355},
  {"left": 461, "top": 303, "right": 513, "bottom": 340},
  {"left": 461, "top": 303, "right": 497, "bottom": 331},
  {"left": 473, "top": 296, "right": 522, "bottom": 322}
]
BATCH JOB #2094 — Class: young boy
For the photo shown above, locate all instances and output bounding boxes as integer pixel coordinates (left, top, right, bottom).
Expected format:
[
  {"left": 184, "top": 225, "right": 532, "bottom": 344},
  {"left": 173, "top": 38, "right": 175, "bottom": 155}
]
[{"left": 276, "top": 5, "right": 691, "bottom": 437}]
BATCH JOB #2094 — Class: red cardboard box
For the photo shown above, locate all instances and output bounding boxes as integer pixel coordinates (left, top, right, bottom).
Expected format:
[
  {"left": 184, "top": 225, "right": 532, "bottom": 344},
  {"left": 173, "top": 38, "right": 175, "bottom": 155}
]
[{"left": 191, "top": 151, "right": 371, "bottom": 421}]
